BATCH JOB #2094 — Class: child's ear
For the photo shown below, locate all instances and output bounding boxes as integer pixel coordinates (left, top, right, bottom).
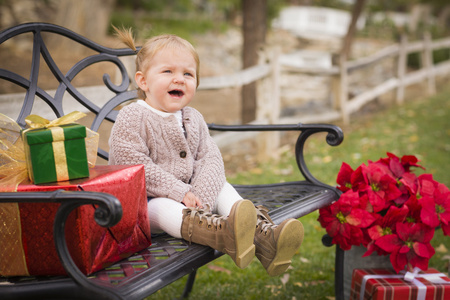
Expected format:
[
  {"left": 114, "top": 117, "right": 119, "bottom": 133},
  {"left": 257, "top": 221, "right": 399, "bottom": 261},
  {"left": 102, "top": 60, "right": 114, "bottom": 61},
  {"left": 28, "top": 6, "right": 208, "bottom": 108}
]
[{"left": 135, "top": 71, "right": 148, "bottom": 91}]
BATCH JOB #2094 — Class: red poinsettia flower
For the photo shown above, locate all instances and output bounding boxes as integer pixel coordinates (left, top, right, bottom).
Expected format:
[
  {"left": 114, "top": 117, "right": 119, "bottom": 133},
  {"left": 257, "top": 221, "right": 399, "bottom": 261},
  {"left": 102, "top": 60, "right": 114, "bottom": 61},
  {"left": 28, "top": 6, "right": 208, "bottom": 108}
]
[
  {"left": 417, "top": 174, "right": 439, "bottom": 198},
  {"left": 375, "top": 153, "right": 402, "bottom": 179},
  {"left": 376, "top": 153, "right": 425, "bottom": 185},
  {"left": 420, "top": 195, "right": 441, "bottom": 228},
  {"left": 420, "top": 191, "right": 450, "bottom": 236},
  {"left": 398, "top": 153, "right": 424, "bottom": 172},
  {"left": 336, "top": 162, "right": 354, "bottom": 192},
  {"left": 374, "top": 222, "right": 435, "bottom": 273},
  {"left": 434, "top": 183, "right": 450, "bottom": 236},
  {"left": 318, "top": 190, "right": 375, "bottom": 250},
  {"left": 439, "top": 200, "right": 450, "bottom": 237},
  {"left": 388, "top": 153, "right": 406, "bottom": 178},
  {"left": 404, "top": 194, "right": 422, "bottom": 224},
  {"left": 363, "top": 204, "right": 409, "bottom": 255},
  {"left": 361, "top": 163, "right": 402, "bottom": 212},
  {"left": 336, "top": 163, "right": 366, "bottom": 193},
  {"left": 376, "top": 153, "right": 421, "bottom": 206},
  {"left": 377, "top": 153, "right": 424, "bottom": 174},
  {"left": 395, "top": 171, "right": 418, "bottom": 205}
]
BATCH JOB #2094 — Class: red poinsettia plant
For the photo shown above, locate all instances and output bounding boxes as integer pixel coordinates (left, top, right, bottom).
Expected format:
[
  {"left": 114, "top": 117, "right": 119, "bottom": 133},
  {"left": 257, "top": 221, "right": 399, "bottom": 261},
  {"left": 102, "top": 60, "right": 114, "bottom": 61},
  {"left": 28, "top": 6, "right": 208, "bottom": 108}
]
[{"left": 318, "top": 152, "right": 450, "bottom": 273}]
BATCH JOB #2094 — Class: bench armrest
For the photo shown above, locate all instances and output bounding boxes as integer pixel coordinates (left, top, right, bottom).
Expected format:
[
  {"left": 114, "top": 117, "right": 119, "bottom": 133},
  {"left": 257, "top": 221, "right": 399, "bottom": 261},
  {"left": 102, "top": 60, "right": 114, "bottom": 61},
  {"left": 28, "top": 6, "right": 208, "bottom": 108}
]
[
  {"left": 0, "top": 190, "right": 123, "bottom": 300},
  {"left": 208, "top": 123, "right": 344, "bottom": 187}
]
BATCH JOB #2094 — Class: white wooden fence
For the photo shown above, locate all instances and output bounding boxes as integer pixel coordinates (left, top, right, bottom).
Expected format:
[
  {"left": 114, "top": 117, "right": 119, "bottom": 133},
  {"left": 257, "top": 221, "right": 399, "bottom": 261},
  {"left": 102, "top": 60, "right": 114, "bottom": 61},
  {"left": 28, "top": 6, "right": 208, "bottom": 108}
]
[
  {"left": 196, "top": 33, "right": 450, "bottom": 157},
  {"left": 335, "top": 33, "right": 450, "bottom": 124},
  {"left": 197, "top": 33, "right": 450, "bottom": 127}
]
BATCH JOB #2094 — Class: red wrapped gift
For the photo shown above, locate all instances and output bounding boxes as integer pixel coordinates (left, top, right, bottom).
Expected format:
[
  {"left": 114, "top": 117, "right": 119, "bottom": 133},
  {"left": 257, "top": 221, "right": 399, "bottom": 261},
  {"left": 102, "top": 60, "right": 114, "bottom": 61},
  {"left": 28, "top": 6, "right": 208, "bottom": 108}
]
[
  {"left": 0, "top": 165, "right": 151, "bottom": 276},
  {"left": 350, "top": 268, "right": 450, "bottom": 300}
]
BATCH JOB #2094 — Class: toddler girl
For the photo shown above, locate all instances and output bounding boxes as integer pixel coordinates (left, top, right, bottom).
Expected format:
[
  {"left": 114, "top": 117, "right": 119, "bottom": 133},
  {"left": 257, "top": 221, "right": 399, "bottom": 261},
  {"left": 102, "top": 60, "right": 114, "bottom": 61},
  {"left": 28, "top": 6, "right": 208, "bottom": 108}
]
[{"left": 109, "top": 27, "right": 304, "bottom": 276}]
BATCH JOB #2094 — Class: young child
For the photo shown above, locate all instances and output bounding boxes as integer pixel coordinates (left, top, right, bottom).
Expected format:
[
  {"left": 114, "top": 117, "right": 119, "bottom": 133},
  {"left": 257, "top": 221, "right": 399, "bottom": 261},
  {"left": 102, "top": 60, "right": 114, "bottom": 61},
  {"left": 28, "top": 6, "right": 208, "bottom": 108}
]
[{"left": 109, "top": 27, "right": 304, "bottom": 276}]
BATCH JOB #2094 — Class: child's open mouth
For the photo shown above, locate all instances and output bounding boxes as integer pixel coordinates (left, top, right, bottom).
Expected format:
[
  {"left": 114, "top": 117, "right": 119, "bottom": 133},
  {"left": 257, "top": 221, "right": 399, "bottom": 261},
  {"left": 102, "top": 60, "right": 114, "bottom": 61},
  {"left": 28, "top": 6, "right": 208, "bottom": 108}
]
[{"left": 168, "top": 89, "right": 184, "bottom": 97}]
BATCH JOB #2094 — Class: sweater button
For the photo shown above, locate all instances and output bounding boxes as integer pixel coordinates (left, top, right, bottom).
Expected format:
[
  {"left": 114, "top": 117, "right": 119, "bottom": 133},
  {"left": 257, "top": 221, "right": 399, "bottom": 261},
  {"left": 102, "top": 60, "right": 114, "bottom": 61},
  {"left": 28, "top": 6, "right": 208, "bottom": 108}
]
[{"left": 180, "top": 151, "right": 187, "bottom": 158}]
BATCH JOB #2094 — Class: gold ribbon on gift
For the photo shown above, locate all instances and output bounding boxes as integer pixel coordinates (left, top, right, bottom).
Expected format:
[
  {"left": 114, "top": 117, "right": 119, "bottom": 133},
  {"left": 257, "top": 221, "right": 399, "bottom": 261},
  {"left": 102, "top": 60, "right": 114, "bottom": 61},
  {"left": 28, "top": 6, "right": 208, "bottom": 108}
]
[
  {"left": 0, "top": 113, "right": 29, "bottom": 276},
  {"left": 0, "top": 112, "right": 99, "bottom": 276},
  {"left": 0, "top": 202, "right": 29, "bottom": 276},
  {"left": 50, "top": 126, "right": 70, "bottom": 181},
  {"left": 0, "top": 113, "right": 27, "bottom": 191}
]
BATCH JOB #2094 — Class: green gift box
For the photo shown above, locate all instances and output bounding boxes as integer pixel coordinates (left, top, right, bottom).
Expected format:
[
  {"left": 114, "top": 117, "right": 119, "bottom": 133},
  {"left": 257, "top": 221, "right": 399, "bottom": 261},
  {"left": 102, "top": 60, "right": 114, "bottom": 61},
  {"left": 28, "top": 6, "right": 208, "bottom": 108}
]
[{"left": 22, "top": 124, "right": 89, "bottom": 184}]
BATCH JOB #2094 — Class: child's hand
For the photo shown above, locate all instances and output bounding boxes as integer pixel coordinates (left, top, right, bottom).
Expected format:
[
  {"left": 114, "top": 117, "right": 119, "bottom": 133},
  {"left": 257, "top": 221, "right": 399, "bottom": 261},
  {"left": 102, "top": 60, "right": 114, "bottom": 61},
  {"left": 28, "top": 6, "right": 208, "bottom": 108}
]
[{"left": 182, "top": 192, "right": 203, "bottom": 208}]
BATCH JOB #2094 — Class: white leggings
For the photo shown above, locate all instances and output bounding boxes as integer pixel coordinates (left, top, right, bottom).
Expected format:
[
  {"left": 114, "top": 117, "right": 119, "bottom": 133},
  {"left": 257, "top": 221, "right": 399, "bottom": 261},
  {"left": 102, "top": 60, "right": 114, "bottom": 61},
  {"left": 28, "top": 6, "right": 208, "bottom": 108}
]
[{"left": 147, "top": 182, "right": 243, "bottom": 238}]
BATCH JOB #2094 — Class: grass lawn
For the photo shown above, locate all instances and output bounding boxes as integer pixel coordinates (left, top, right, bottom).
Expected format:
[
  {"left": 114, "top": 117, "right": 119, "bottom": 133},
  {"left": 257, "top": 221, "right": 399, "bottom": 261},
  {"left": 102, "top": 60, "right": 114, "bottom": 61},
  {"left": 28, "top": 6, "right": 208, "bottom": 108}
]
[{"left": 147, "top": 85, "right": 450, "bottom": 299}]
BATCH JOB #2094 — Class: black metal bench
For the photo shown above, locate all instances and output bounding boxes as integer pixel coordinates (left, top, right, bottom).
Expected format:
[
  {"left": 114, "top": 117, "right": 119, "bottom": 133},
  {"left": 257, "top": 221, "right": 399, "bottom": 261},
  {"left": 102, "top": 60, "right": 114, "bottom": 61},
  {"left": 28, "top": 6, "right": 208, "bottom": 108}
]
[{"left": 0, "top": 23, "right": 344, "bottom": 300}]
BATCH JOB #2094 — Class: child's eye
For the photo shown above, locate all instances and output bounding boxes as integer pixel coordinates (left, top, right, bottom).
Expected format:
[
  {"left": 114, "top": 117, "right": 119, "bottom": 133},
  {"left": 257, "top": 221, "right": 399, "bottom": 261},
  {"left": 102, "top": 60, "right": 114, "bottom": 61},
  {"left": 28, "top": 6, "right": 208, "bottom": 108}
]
[
  {"left": 184, "top": 72, "right": 193, "bottom": 77},
  {"left": 163, "top": 70, "right": 172, "bottom": 73}
]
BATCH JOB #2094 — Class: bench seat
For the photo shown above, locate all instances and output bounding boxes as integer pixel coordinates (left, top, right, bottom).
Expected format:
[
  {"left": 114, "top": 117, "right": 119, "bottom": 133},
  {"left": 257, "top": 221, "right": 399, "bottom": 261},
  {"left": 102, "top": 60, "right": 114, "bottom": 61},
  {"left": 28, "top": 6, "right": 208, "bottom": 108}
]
[{"left": 0, "top": 182, "right": 338, "bottom": 300}]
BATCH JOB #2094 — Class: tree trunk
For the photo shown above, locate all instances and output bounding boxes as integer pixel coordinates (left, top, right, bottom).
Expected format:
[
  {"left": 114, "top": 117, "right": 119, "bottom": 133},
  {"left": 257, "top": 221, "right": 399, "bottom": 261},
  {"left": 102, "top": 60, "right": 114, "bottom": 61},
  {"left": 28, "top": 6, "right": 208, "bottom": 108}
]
[
  {"left": 340, "top": 0, "right": 366, "bottom": 60},
  {"left": 408, "top": 4, "right": 432, "bottom": 33},
  {"left": 49, "top": 0, "right": 116, "bottom": 52},
  {"left": 241, "top": 0, "right": 267, "bottom": 124},
  {"left": 437, "top": 5, "right": 450, "bottom": 28}
]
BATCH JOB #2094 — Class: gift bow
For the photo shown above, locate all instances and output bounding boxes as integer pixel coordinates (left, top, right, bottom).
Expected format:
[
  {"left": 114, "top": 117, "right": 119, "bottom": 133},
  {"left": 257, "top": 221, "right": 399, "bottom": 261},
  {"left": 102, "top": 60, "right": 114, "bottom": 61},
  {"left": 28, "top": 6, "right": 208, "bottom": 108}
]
[
  {"left": 0, "top": 113, "right": 27, "bottom": 192},
  {"left": 0, "top": 111, "right": 99, "bottom": 191},
  {"left": 24, "top": 111, "right": 87, "bottom": 129}
]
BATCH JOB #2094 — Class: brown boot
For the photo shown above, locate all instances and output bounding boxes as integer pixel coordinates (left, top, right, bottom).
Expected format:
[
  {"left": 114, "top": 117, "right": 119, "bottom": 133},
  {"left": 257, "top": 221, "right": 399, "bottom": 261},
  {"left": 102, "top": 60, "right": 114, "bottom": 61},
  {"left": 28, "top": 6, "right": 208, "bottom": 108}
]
[
  {"left": 254, "top": 206, "right": 304, "bottom": 276},
  {"left": 181, "top": 199, "right": 257, "bottom": 269}
]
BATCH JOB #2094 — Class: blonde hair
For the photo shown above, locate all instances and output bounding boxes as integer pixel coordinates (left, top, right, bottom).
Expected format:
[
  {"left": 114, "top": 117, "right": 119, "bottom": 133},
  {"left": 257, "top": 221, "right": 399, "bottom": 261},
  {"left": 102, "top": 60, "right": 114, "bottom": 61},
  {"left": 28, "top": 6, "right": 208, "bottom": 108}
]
[{"left": 113, "top": 25, "right": 200, "bottom": 99}]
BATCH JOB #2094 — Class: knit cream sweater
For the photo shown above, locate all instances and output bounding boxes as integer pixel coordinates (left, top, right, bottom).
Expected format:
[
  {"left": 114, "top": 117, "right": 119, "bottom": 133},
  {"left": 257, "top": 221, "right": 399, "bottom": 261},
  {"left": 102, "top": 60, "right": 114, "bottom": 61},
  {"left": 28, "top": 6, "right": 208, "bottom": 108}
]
[{"left": 109, "top": 103, "right": 226, "bottom": 209}]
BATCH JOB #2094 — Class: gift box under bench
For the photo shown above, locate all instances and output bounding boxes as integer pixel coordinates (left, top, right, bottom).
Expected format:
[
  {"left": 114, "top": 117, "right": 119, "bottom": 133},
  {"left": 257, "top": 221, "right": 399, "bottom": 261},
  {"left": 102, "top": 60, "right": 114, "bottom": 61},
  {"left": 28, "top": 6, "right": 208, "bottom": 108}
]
[{"left": 350, "top": 268, "right": 450, "bottom": 300}]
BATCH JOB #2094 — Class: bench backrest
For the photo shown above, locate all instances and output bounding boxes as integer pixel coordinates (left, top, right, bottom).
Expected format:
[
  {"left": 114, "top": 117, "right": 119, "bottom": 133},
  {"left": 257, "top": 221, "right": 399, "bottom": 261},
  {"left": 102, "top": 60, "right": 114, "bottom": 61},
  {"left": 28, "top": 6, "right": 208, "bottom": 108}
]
[{"left": 0, "top": 23, "right": 139, "bottom": 160}]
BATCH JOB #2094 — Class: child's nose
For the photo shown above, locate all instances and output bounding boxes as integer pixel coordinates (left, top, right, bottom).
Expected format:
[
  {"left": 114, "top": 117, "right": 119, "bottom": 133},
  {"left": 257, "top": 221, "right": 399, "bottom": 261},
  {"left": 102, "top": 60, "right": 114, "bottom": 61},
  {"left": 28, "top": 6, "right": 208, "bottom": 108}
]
[{"left": 173, "top": 73, "right": 185, "bottom": 84}]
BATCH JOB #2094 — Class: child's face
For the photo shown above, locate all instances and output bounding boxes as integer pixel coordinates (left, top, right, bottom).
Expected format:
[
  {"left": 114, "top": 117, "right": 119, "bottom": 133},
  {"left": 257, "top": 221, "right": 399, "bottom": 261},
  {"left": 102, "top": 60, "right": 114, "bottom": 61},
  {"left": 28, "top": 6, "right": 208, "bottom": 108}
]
[{"left": 135, "top": 47, "right": 197, "bottom": 113}]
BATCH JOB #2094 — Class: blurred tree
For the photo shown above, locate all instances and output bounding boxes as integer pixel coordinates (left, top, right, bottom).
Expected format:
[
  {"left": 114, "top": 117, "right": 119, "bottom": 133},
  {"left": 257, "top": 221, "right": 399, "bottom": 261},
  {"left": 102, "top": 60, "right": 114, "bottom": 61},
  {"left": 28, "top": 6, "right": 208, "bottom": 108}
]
[
  {"left": 39, "top": 0, "right": 116, "bottom": 54},
  {"left": 0, "top": 0, "right": 117, "bottom": 53},
  {"left": 341, "top": 0, "right": 366, "bottom": 59},
  {"left": 0, "top": 0, "right": 116, "bottom": 40},
  {"left": 437, "top": 5, "right": 450, "bottom": 29},
  {"left": 240, "top": 0, "right": 287, "bottom": 123},
  {"left": 52, "top": 0, "right": 116, "bottom": 43},
  {"left": 241, "top": 0, "right": 267, "bottom": 124},
  {"left": 0, "top": 0, "right": 20, "bottom": 28},
  {"left": 0, "top": 0, "right": 56, "bottom": 30}
]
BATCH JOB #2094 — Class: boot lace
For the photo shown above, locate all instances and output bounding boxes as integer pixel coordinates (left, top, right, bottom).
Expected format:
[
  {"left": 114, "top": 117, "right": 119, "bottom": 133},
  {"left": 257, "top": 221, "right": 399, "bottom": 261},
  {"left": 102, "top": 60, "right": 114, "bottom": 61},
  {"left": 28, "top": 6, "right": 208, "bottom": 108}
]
[
  {"left": 186, "top": 207, "right": 226, "bottom": 241},
  {"left": 256, "top": 205, "right": 276, "bottom": 235}
]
